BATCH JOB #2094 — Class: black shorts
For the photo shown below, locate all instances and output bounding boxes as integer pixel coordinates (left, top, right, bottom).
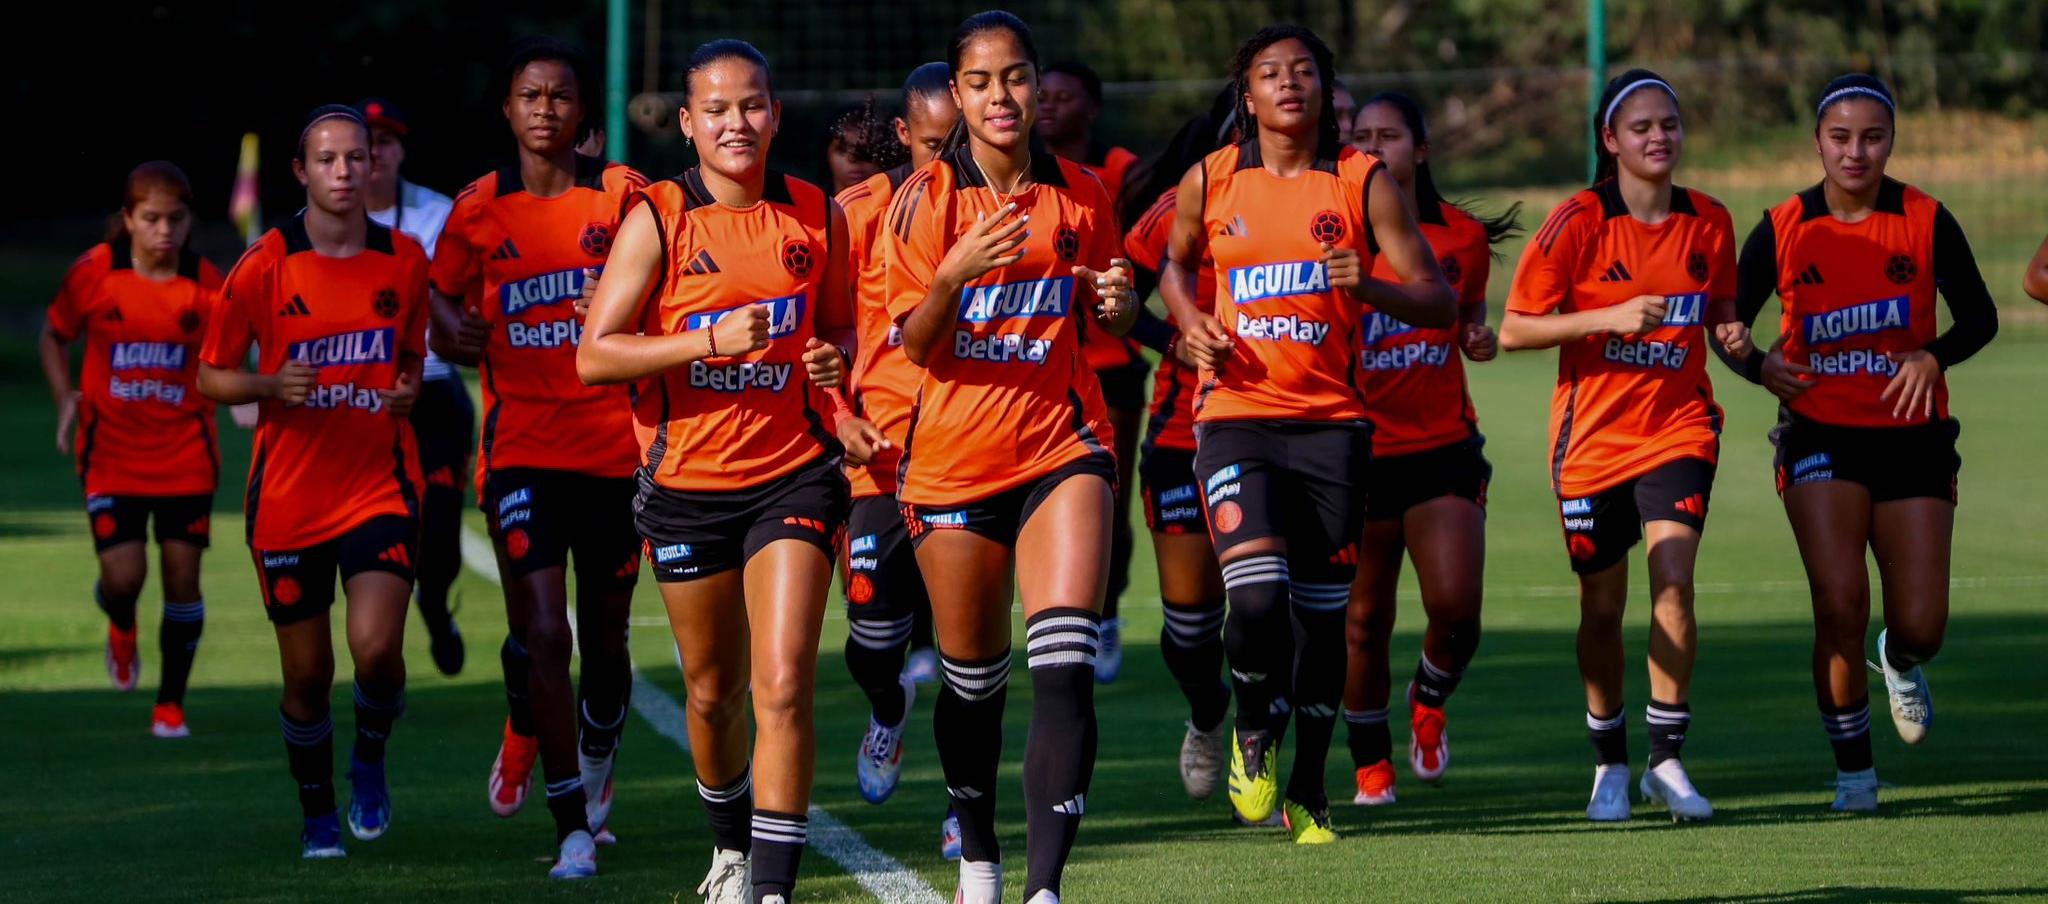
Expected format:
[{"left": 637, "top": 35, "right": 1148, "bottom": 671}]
[
  {"left": 254, "top": 515, "right": 418, "bottom": 626},
  {"left": 636, "top": 455, "right": 848, "bottom": 582},
  {"left": 903, "top": 453, "right": 1118, "bottom": 549},
  {"left": 844, "top": 494, "right": 929, "bottom": 621},
  {"left": 1772, "top": 413, "right": 1960, "bottom": 504},
  {"left": 1138, "top": 446, "right": 1207, "bottom": 535},
  {"left": 1558, "top": 458, "right": 1714, "bottom": 575},
  {"left": 85, "top": 493, "right": 212, "bottom": 552},
  {"left": 484, "top": 468, "right": 641, "bottom": 590},
  {"left": 1365, "top": 436, "right": 1492, "bottom": 521},
  {"left": 411, "top": 375, "right": 475, "bottom": 494},
  {"left": 1193, "top": 419, "right": 1370, "bottom": 564},
  {"left": 1095, "top": 361, "right": 1151, "bottom": 413}
]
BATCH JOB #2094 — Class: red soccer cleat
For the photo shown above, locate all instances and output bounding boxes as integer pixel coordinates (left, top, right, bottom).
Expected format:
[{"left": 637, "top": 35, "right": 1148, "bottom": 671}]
[
  {"left": 489, "top": 718, "right": 538, "bottom": 817},
  {"left": 1352, "top": 759, "right": 1397, "bottom": 806},
  {"left": 106, "top": 624, "right": 140, "bottom": 692},
  {"left": 1409, "top": 685, "right": 1450, "bottom": 783}
]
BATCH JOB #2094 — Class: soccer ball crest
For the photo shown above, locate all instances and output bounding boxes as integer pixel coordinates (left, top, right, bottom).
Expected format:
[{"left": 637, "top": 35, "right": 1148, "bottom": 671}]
[
  {"left": 1885, "top": 253, "right": 1917, "bottom": 285},
  {"left": 782, "top": 239, "right": 815, "bottom": 278},
  {"left": 1439, "top": 255, "right": 1462, "bottom": 287},
  {"left": 1310, "top": 210, "right": 1345, "bottom": 244},
  {"left": 580, "top": 222, "right": 613, "bottom": 257},
  {"left": 372, "top": 288, "right": 399, "bottom": 319},
  {"left": 1687, "top": 251, "right": 1709, "bottom": 283},
  {"left": 1054, "top": 226, "right": 1080, "bottom": 263}
]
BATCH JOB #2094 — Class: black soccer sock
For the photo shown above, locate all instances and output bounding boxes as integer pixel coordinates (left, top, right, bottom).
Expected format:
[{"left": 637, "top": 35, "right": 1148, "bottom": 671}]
[
  {"left": 96, "top": 582, "right": 138, "bottom": 632},
  {"left": 934, "top": 649, "right": 1010, "bottom": 864},
  {"left": 577, "top": 657, "right": 630, "bottom": 758},
  {"left": 156, "top": 599, "right": 204, "bottom": 705},
  {"left": 1821, "top": 698, "right": 1874, "bottom": 773},
  {"left": 1344, "top": 707, "right": 1391, "bottom": 768},
  {"left": 544, "top": 776, "right": 591, "bottom": 841},
  {"left": 351, "top": 681, "right": 404, "bottom": 765},
  {"left": 1023, "top": 609, "right": 1099, "bottom": 899},
  {"left": 1283, "top": 585, "right": 1349, "bottom": 810},
  {"left": 1160, "top": 597, "right": 1230, "bottom": 732},
  {"left": 750, "top": 809, "right": 809, "bottom": 901},
  {"left": 1410, "top": 652, "right": 1465, "bottom": 710},
  {"left": 414, "top": 483, "right": 462, "bottom": 633},
  {"left": 697, "top": 768, "right": 754, "bottom": 854},
  {"left": 846, "top": 614, "right": 913, "bottom": 726},
  {"left": 280, "top": 709, "right": 337, "bottom": 818},
  {"left": 1587, "top": 709, "right": 1628, "bottom": 766},
  {"left": 501, "top": 631, "right": 536, "bottom": 736},
  {"left": 1646, "top": 699, "right": 1690, "bottom": 767},
  {"left": 1221, "top": 554, "right": 1291, "bottom": 736}
]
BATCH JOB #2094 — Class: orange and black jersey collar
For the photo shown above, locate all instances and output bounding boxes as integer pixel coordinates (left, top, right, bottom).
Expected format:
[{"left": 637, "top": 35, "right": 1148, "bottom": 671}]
[
  {"left": 675, "top": 166, "right": 798, "bottom": 211},
  {"left": 942, "top": 139, "right": 1071, "bottom": 189},
  {"left": 1794, "top": 176, "right": 1909, "bottom": 222},
  {"left": 492, "top": 152, "right": 613, "bottom": 197},
  {"left": 279, "top": 211, "right": 397, "bottom": 255},
  {"left": 1589, "top": 178, "right": 1702, "bottom": 219},
  {"left": 108, "top": 242, "right": 206, "bottom": 281}
]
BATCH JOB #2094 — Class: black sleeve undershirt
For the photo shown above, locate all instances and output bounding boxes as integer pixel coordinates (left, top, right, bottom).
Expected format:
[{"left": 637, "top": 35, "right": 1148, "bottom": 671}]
[
  {"left": 1716, "top": 213, "right": 1776, "bottom": 384},
  {"left": 1923, "top": 203, "right": 1998, "bottom": 370}
]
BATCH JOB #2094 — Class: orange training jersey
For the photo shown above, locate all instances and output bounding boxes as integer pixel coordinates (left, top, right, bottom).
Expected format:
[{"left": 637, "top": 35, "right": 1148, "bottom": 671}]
[
  {"left": 1768, "top": 179, "right": 1943, "bottom": 428},
  {"left": 201, "top": 214, "right": 429, "bottom": 549},
  {"left": 47, "top": 244, "right": 222, "bottom": 497},
  {"left": 631, "top": 169, "right": 847, "bottom": 492},
  {"left": 1359, "top": 200, "right": 1490, "bottom": 457},
  {"left": 1077, "top": 143, "right": 1144, "bottom": 372},
  {"left": 1196, "top": 141, "right": 1379, "bottom": 424},
  {"left": 1506, "top": 181, "right": 1735, "bottom": 497},
  {"left": 838, "top": 166, "right": 920, "bottom": 498},
  {"left": 432, "top": 156, "right": 645, "bottom": 492},
  {"left": 885, "top": 149, "right": 1119, "bottom": 506},
  {"left": 1123, "top": 186, "right": 1208, "bottom": 453}
]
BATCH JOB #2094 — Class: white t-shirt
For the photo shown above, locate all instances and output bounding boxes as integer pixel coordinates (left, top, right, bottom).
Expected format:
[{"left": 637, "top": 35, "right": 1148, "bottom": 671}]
[{"left": 369, "top": 180, "right": 457, "bottom": 380}]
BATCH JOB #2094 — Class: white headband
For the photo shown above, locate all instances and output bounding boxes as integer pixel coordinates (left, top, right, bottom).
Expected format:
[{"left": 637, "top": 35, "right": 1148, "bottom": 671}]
[
  {"left": 1817, "top": 86, "right": 1894, "bottom": 118},
  {"left": 1603, "top": 78, "right": 1677, "bottom": 127}
]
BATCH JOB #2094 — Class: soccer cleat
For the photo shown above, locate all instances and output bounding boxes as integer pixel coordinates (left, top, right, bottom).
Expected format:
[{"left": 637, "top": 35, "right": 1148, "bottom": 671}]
[
  {"left": 954, "top": 859, "right": 1001, "bottom": 904},
  {"left": 1876, "top": 630, "right": 1933, "bottom": 745},
  {"left": 1094, "top": 617, "right": 1123, "bottom": 684},
  {"left": 1178, "top": 719, "right": 1229, "bottom": 800},
  {"left": 1230, "top": 808, "right": 1285, "bottom": 828},
  {"left": 580, "top": 743, "right": 618, "bottom": 840},
  {"left": 1639, "top": 759, "right": 1713, "bottom": 822},
  {"left": 548, "top": 829, "right": 597, "bottom": 880},
  {"left": 1281, "top": 798, "right": 1338, "bottom": 844},
  {"left": 1832, "top": 768, "right": 1879, "bottom": 813},
  {"left": 857, "top": 677, "right": 916, "bottom": 804},
  {"left": 1227, "top": 728, "right": 1280, "bottom": 825},
  {"left": 489, "top": 718, "right": 538, "bottom": 817},
  {"left": 1352, "top": 759, "right": 1397, "bottom": 806},
  {"left": 106, "top": 624, "right": 140, "bottom": 692},
  {"left": 428, "top": 620, "right": 465, "bottom": 677},
  {"left": 1024, "top": 892, "right": 1060, "bottom": 904},
  {"left": 695, "top": 847, "right": 749, "bottom": 904},
  {"left": 1587, "top": 764, "right": 1632, "bottom": 822},
  {"left": 940, "top": 810, "right": 962, "bottom": 861},
  {"left": 151, "top": 702, "right": 190, "bottom": 739},
  {"left": 301, "top": 812, "right": 347, "bottom": 860},
  {"left": 346, "top": 757, "right": 392, "bottom": 840},
  {"left": 903, "top": 647, "right": 940, "bottom": 685},
  {"left": 1408, "top": 684, "right": 1449, "bottom": 783}
]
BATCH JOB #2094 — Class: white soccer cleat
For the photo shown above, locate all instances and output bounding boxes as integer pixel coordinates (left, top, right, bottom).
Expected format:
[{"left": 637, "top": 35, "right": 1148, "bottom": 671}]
[
  {"left": 548, "top": 829, "right": 597, "bottom": 880},
  {"left": 1876, "top": 630, "right": 1933, "bottom": 745},
  {"left": 1832, "top": 768, "right": 1880, "bottom": 813},
  {"left": 1179, "top": 719, "right": 1229, "bottom": 800},
  {"left": 954, "top": 859, "right": 1002, "bottom": 904},
  {"left": 1639, "top": 759, "right": 1713, "bottom": 822},
  {"left": 856, "top": 700, "right": 912, "bottom": 804},
  {"left": 580, "top": 746, "right": 618, "bottom": 840},
  {"left": 1025, "top": 891, "right": 1061, "bottom": 904},
  {"left": 1587, "top": 764, "right": 1632, "bottom": 822},
  {"left": 695, "top": 847, "right": 749, "bottom": 904}
]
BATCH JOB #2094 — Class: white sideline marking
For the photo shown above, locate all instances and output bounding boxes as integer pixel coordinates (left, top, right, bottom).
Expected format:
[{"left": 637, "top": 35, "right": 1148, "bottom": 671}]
[{"left": 458, "top": 528, "right": 941, "bottom": 903}]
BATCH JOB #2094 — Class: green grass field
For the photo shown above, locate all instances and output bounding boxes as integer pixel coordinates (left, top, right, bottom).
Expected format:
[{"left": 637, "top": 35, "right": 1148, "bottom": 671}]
[{"left": 5, "top": 170, "right": 2048, "bottom": 901}]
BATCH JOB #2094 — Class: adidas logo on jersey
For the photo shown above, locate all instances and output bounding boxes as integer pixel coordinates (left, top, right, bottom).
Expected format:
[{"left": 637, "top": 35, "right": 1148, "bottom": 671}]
[
  {"left": 1794, "top": 263, "right": 1825, "bottom": 286},
  {"left": 488, "top": 238, "right": 521, "bottom": 261},
  {"left": 1220, "top": 215, "right": 1250, "bottom": 237},
  {"left": 683, "top": 250, "right": 721, "bottom": 276},
  {"left": 279, "top": 295, "right": 312, "bottom": 317},
  {"left": 1598, "top": 260, "right": 1633, "bottom": 282}
]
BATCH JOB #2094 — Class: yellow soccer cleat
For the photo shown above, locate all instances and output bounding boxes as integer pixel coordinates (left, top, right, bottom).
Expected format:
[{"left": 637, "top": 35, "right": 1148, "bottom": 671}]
[
  {"left": 1227, "top": 728, "right": 1279, "bottom": 824},
  {"left": 1282, "top": 798, "right": 1338, "bottom": 845}
]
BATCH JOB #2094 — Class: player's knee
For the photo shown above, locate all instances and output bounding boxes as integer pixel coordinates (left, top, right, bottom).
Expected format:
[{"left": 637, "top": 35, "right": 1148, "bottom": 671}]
[
  {"left": 1891, "top": 623, "right": 1945, "bottom": 663},
  {"left": 523, "top": 613, "right": 574, "bottom": 666},
  {"left": 685, "top": 672, "right": 749, "bottom": 727},
  {"left": 750, "top": 665, "right": 813, "bottom": 731},
  {"left": 280, "top": 662, "right": 334, "bottom": 714},
  {"left": 99, "top": 568, "right": 145, "bottom": 603}
]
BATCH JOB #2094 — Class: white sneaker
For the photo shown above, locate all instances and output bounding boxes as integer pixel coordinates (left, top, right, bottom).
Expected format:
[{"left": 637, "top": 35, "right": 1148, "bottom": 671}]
[
  {"left": 696, "top": 847, "right": 749, "bottom": 904},
  {"left": 1832, "top": 768, "right": 1879, "bottom": 813},
  {"left": 580, "top": 746, "right": 617, "bottom": 840},
  {"left": 954, "top": 859, "right": 1001, "bottom": 904},
  {"left": 857, "top": 677, "right": 915, "bottom": 804},
  {"left": 1025, "top": 891, "right": 1061, "bottom": 904},
  {"left": 1587, "top": 764, "right": 1632, "bottom": 822},
  {"left": 1876, "top": 630, "right": 1933, "bottom": 745},
  {"left": 548, "top": 830, "right": 597, "bottom": 880},
  {"left": 1179, "top": 719, "right": 1228, "bottom": 800},
  {"left": 903, "top": 647, "right": 940, "bottom": 685},
  {"left": 1639, "top": 759, "right": 1713, "bottom": 822}
]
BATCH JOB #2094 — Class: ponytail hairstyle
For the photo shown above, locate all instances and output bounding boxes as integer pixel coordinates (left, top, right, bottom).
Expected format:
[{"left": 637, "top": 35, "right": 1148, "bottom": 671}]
[
  {"left": 937, "top": 10, "right": 1039, "bottom": 156},
  {"left": 1227, "top": 25, "right": 1341, "bottom": 161},
  {"left": 1592, "top": 68, "right": 1678, "bottom": 184},
  {"left": 832, "top": 94, "right": 909, "bottom": 173},
  {"left": 682, "top": 38, "right": 774, "bottom": 106},
  {"left": 1359, "top": 91, "right": 1521, "bottom": 252},
  {"left": 1814, "top": 72, "right": 1895, "bottom": 130},
  {"left": 1118, "top": 85, "right": 1236, "bottom": 230},
  {"left": 104, "top": 160, "right": 196, "bottom": 249}
]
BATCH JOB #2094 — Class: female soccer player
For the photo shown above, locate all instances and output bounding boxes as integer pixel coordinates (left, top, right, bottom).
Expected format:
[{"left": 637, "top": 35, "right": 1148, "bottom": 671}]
[
  {"left": 40, "top": 161, "right": 220, "bottom": 738},
  {"left": 1343, "top": 91, "right": 1518, "bottom": 805},
  {"left": 427, "top": 38, "right": 645, "bottom": 877},
  {"left": 1118, "top": 88, "right": 1237, "bottom": 800},
  {"left": 822, "top": 101, "right": 884, "bottom": 193},
  {"left": 884, "top": 12, "right": 1135, "bottom": 902},
  {"left": 1159, "top": 25, "right": 1455, "bottom": 843},
  {"left": 1500, "top": 70, "right": 1748, "bottom": 823},
  {"left": 577, "top": 38, "right": 867, "bottom": 904},
  {"left": 1721, "top": 74, "right": 1996, "bottom": 812},
  {"left": 197, "top": 105, "right": 428, "bottom": 859}
]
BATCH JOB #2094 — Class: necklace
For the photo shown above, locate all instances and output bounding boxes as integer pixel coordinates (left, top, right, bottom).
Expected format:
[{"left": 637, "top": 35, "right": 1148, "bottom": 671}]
[{"left": 970, "top": 148, "right": 1031, "bottom": 205}]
